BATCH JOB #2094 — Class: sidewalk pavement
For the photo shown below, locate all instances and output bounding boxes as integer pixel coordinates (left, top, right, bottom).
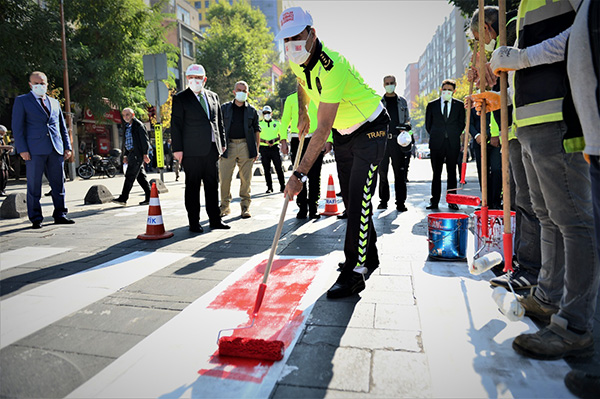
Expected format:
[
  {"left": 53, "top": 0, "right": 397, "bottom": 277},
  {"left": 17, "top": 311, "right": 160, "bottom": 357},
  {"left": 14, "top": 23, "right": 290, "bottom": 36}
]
[{"left": 0, "top": 157, "right": 597, "bottom": 398}]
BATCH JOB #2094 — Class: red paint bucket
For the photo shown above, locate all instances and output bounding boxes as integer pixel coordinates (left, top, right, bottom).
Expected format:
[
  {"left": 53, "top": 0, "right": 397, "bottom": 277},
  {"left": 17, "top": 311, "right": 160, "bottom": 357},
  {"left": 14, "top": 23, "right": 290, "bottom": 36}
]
[
  {"left": 474, "top": 210, "right": 516, "bottom": 260},
  {"left": 428, "top": 213, "right": 469, "bottom": 260}
]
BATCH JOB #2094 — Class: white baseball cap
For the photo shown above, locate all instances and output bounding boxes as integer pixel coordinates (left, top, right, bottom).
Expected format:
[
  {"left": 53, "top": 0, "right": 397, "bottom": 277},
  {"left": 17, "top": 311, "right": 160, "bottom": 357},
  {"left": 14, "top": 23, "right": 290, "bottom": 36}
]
[
  {"left": 397, "top": 131, "right": 412, "bottom": 147},
  {"left": 186, "top": 64, "right": 206, "bottom": 77},
  {"left": 275, "top": 7, "right": 313, "bottom": 41},
  {"left": 262, "top": 105, "right": 272, "bottom": 113}
]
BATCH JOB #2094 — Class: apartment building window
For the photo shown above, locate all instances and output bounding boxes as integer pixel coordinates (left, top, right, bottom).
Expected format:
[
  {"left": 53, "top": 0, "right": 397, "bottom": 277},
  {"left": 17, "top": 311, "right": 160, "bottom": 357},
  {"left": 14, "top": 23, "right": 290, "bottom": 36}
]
[
  {"left": 199, "top": 12, "right": 203, "bottom": 21},
  {"left": 177, "top": 5, "right": 190, "bottom": 25},
  {"left": 183, "top": 39, "right": 194, "bottom": 59},
  {"left": 195, "top": 2, "right": 201, "bottom": 9},
  {"left": 205, "top": 0, "right": 209, "bottom": 8}
]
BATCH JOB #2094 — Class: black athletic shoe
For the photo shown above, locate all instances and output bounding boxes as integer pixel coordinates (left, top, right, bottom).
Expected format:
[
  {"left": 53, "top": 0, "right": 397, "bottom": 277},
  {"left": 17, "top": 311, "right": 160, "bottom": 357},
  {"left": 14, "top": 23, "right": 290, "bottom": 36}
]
[{"left": 490, "top": 266, "right": 538, "bottom": 290}]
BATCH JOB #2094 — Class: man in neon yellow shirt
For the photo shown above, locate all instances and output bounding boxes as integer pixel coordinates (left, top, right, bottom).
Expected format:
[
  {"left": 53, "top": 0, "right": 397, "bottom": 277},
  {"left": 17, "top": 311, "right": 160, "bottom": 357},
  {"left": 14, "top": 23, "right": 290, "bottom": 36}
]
[
  {"left": 258, "top": 105, "right": 285, "bottom": 194},
  {"left": 280, "top": 92, "right": 333, "bottom": 219},
  {"left": 276, "top": 7, "right": 390, "bottom": 299}
]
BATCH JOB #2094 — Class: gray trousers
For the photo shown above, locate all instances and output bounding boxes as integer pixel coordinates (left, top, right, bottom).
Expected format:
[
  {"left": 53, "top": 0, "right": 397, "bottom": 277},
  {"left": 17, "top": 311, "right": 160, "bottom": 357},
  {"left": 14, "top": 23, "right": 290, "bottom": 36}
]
[
  {"left": 518, "top": 121, "right": 600, "bottom": 331},
  {"left": 509, "top": 139, "right": 542, "bottom": 274}
]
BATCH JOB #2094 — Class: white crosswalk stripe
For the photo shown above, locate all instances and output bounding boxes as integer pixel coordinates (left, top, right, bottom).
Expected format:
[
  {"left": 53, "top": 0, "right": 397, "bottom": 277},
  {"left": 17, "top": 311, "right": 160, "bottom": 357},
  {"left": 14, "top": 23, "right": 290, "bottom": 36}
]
[
  {"left": 0, "top": 251, "right": 187, "bottom": 349},
  {"left": 0, "top": 247, "right": 71, "bottom": 271}
]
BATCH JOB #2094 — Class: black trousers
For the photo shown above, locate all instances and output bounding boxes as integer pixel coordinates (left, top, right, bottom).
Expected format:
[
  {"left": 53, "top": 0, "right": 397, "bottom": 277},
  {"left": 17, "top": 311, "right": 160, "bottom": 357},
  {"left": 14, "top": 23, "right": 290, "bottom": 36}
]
[
  {"left": 378, "top": 137, "right": 407, "bottom": 207},
  {"left": 291, "top": 136, "right": 324, "bottom": 213},
  {"left": 334, "top": 112, "right": 388, "bottom": 277},
  {"left": 120, "top": 152, "right": 151, "bottom": 201},
  {"left": 259, "top": 145, "right": 285, "bottom": 191},
  {"left": 430, "top": 140, "right": 459, "bottom": 205},
  {"left": 183, "top": 147, "right": 221, "bottom": 225},
  {"left": 473, "top": 143, "right": 502, "bottom": 209}
]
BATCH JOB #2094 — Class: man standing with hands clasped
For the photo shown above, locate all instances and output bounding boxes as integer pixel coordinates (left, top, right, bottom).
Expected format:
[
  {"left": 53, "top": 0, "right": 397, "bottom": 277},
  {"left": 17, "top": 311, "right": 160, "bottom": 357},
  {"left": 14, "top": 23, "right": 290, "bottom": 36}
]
[
  {"left": 171, "top": 64, "right": 229, "bottom": 233},
  {"left": 277, "top": 7, "right": 389, "bottom": 299},
  {"left": 11, "top": 71, "right": 74, "bottom": 229},
  {"left": 425, "top": 79, "right": 466, "bottom": 210}
]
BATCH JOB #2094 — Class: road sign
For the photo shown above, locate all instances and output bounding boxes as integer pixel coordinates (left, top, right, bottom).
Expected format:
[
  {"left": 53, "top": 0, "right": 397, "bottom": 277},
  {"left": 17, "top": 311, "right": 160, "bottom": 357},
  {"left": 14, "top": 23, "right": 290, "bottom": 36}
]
[
  {"left": 154, "top": 124, "right": 164, "bottom": 168},
  {"left": 143, "top": 54, "right": 168, "bottom": 81},
  {"left": 145, "top": 81, "right": 169, "bottom": 107}
]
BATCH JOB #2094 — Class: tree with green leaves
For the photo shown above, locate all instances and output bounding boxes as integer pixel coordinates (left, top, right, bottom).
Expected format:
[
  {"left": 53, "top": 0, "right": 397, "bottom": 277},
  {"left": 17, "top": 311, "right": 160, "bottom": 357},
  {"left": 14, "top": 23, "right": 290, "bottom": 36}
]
[
  {"left": 197, "top": 0, "right": 275, "bottom": 104},
  {"left": 448, "top": 0, "right": 520, "bottom": 18},
  {"left": 0, "top": 0, "right": 178, "bottom": 121}
]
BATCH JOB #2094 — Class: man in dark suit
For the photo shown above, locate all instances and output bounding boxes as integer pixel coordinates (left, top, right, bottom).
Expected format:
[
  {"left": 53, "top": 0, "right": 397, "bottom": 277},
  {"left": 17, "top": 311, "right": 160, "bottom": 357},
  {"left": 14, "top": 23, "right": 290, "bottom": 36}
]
[
  {"left": 425, "top": 79, "right": 466, "bottom": 210},
  {"left": 11, "top": 71, "right": 74, "bottom": 229},
  {"left": 112, "top": 108, "right": 152, "bottom": 206},
  {"left": 171, "top": 64, "right": 229, "bottom": 233}
]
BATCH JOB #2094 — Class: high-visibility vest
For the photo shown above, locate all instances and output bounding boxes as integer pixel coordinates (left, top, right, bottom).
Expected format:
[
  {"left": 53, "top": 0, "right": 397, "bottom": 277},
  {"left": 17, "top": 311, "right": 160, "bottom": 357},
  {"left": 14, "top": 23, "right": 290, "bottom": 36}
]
[
  {"left": 259, "top": 119, "right": 280, "bottom": 146},
  {"left": 513, "top": 0, "right": 575, "bottom": 130}
]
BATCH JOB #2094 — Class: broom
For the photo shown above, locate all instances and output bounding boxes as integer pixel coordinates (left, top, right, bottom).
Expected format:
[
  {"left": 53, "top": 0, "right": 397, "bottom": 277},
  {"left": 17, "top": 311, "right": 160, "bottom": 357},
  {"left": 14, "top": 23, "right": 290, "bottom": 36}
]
[
  {"left": 446, "top": 52, "right": 481, "bottom": 208},
  {"left": 217, "top": 135, "right": 306, "bottom": 362}
]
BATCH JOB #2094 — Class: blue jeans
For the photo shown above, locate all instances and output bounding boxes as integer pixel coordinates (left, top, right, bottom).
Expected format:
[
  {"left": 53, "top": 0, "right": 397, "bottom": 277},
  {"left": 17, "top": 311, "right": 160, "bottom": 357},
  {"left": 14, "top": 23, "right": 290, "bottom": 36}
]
[
  {"left": 509, "top": 139, "right": 542, "bottom": 274},
  {"left": 517, "top": 121, "right": 600, "bottom": 331}
]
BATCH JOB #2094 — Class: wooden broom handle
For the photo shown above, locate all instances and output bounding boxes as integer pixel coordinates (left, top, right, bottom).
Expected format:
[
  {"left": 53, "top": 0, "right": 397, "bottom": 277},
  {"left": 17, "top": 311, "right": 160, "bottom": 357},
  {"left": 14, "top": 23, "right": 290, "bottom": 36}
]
[
  {"left": 478, "top": 0, "right": 488, "bottom": 209},
  {"left": 498, "top": 0, "right": 512, "bottom": 236}
]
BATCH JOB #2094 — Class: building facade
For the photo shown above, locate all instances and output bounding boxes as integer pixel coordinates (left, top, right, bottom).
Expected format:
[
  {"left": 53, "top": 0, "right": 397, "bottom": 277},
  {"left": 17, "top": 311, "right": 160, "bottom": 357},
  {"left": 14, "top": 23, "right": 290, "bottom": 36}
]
[
  {"left": 188, "top": 0, "right": 282, "bottom": 55},
  {"left": 417, "top": 7, "right": 470, "bottom": 97},
  {"left": 403, "top": 62, "right": 419, "bottom": 111}
]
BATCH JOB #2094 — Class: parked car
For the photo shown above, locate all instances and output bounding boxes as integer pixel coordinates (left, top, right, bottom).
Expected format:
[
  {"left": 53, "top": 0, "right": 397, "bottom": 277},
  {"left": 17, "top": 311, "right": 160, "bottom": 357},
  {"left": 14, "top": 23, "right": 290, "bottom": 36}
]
[{"left": 416, "top": 144, "right": 430, "bottom": 159}]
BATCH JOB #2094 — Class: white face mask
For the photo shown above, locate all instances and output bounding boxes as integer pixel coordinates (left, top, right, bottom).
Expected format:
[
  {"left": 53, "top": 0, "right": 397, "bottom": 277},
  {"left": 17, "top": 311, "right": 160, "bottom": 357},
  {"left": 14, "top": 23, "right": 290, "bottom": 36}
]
[
  {"left": 31, "top": 84, "right": 47, "bottom": 97},
  {"left": 285, "top": 31, "right": 313, "bottom": 65},
  {"left": 441, "top": 90, "right": 453, "bottom": 102},
  {"left": 235, "top": 91, "right": 247, "bottom": 102},
  {"left": 188, "top": 78, "right": 204, "bottom": 93},
  {"left": 384, "top": 84, "right": 396, "bottom": 94},
  {"left": 485, "top": 38, "right": 496, "bottom": 52},
  {"left": 264, "top": 113, "right": 272, "bottom": 121}
]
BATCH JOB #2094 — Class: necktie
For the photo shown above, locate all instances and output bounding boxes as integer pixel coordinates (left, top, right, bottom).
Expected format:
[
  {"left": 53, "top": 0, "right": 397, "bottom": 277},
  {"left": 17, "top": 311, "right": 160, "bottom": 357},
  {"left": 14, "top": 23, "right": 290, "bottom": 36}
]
[
  {"left": 39, "top": 98, "right": 50, "bottom": 116},
  {"left": 198, "top": 94, "right": 208, "bottom": 116},
  {"left": 443, "top": 101, "right": 449, "bottom": 121}
]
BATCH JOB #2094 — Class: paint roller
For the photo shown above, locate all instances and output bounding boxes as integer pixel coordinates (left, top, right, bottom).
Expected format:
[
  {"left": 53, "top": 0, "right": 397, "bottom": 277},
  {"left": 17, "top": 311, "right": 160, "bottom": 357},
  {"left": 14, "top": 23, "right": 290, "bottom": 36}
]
[
  {"left": 498, "top": 0, "right": 514, "bottom": 273},
  {"left": 492, "top": 287, "right": 524, "bottom": 322},
  {"left": 217, "top": 136, "right": 306, "bottom": 362}
]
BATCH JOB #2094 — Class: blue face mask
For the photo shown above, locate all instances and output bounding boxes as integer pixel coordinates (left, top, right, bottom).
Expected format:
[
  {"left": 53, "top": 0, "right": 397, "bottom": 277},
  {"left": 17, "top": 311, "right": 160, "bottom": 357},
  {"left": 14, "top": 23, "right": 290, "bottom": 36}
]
[
  {"left": 441, "top": 90, "right": 453, "bottom": 102},
  {"left": 385, "top": 84, "right": 396, "bottom": 94}
]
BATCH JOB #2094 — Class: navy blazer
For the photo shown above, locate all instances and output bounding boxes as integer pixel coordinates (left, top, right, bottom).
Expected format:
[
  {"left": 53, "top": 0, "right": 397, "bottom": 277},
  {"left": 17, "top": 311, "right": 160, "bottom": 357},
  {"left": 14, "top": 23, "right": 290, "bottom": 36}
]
[
  {"left": 425, "top": 97, "right": 466, "bottom": 153},
  {"left": 171, "top": 88, "right": 226, "bottom": 157},
  {"left": 12, "top": 92, "right": 71, "bottom": 156},
  {"left": 221, "top": 101, "right": 261, "bottom": 159}
]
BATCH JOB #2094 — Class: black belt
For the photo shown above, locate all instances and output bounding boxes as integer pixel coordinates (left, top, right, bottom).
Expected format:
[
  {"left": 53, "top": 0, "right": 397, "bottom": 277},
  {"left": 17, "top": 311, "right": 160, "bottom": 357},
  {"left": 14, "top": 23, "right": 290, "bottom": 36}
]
[{"left": 260, "top": 136, "right": 280, "bottom": 145}]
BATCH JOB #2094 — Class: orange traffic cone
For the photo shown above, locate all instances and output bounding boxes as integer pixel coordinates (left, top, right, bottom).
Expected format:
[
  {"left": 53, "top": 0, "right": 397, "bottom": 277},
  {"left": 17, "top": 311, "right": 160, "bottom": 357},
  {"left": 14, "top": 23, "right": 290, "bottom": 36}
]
[
  {"left": 137, "top": 183, "right": 174, "bottom": 240},
  {"left": 320, "top": 174, "right": 340, "bottom": 216}
]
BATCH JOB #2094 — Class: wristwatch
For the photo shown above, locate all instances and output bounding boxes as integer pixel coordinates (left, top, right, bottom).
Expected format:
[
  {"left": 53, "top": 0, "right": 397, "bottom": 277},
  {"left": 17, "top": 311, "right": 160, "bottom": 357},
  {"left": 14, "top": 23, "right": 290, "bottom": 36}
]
[{"left": 293, "top": 170, "right": 308, "bottom": 183}]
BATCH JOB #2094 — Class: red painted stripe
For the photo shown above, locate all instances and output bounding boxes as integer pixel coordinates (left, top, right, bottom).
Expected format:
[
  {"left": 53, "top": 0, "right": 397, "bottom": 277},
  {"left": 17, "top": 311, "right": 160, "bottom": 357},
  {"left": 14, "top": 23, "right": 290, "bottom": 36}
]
[{"left": 198, "top": 258, "right": 323, "bottom": 383}]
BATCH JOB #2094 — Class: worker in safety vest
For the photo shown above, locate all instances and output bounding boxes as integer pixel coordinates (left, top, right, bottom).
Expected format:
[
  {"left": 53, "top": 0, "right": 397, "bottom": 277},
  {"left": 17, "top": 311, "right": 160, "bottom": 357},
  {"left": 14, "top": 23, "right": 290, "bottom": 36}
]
[
  {"left": 258, "top": 105, "right": 285, "bottom": 194},
  {"left": 276, "top": 7, "right": 389, "bottom": 299},
  {"left": 470, "top": 5, "right": 542, "bottom": 292},
  {"left": 280, "top": 92, "right": 333, "bottom": 219},
  {"left": 473, "top": 0, "right": 599, "bottom": 361}
]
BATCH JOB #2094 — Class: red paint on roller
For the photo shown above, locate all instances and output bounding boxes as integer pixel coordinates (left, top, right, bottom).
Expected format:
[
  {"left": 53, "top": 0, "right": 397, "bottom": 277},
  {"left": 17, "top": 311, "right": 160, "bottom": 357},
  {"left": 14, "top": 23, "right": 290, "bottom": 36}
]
[
  {"left": 218, "top": 336, "right": 284, "bottom": 361},
  {"left": 198, "top": 258, "right": 322, "bottom": 382},
  {"left": 446, "top": 193, "right": 481, "bottom": 206}
]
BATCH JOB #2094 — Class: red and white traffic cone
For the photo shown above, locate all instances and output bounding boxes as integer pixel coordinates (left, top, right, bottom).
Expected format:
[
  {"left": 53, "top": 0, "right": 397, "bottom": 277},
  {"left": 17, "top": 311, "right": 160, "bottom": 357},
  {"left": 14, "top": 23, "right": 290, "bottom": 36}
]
[
  {"left": 320, "top": 174, "right": 340, "bottom": 216},
  {"left": 137, "top": 183, "right": 174, "bottom": 240}
]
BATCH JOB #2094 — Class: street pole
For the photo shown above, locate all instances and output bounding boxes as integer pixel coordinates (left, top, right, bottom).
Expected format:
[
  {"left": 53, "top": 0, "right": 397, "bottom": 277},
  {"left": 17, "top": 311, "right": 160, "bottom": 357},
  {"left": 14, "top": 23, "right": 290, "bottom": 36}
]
[
  {"left": 60, "top": 0, "right": 76, "bottom": 180},
  {"left": 154, "top": 68, "right": 164, "bottom": 183}
]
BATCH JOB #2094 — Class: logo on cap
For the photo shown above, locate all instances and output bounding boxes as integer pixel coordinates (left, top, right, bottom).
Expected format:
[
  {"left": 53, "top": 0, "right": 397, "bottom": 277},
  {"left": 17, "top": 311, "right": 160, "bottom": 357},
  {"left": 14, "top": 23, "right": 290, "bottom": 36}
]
[{"left": 281, "top": 11, "right": 294, "bottom": 25}]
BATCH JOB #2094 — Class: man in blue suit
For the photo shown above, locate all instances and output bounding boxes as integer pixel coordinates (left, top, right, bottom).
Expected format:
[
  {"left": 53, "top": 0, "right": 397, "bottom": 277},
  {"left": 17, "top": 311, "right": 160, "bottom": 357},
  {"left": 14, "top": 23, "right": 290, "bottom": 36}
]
[{"left": 12, "top": 71, "right": 74, "bottom": 229}]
